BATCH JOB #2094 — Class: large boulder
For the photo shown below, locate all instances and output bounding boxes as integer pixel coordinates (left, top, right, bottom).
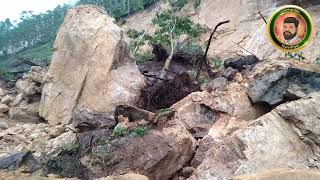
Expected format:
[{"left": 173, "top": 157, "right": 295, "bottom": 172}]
[
  {"left": 189, "top": 93, "right": 320, "bottom": 179},
  {"left": 82, "top": 118, "right": 195, "bottom": 180},
  {"left": 247, "top": 59, "right": 320, "bottom": 107},
  {"left": 174, "top": 83, "right": 266, "bottom": 140},
  {"left": 39, "top": 5, "right": 144, "bottom": 125}
]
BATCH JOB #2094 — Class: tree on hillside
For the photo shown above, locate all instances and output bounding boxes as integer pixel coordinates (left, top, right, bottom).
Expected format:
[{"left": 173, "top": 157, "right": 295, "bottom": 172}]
[{"left": 129, "top": 0, "right": 202, "bottom": 79}]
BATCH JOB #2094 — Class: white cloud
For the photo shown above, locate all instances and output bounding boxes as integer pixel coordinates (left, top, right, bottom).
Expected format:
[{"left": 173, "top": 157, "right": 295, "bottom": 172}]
[{"left": 0, "top": 0, "right": 77, "bottom": 22}]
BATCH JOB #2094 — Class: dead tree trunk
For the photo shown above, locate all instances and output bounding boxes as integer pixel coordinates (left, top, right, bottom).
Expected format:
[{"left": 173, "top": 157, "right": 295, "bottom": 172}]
[{"left": 196, "top": 20, "right": 230, "bottom": 80}]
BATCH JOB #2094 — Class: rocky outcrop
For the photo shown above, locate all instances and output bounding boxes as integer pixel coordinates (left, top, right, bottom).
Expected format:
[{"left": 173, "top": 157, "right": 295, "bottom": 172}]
[
  {"left": 82, "top": 118, "right": 195, "bottom": 180},
  {"left": 235, "top": 169, "right": 320, "bottom": 180},
  {"left": 124, "top": 1, "right": 320, "bottom": 62},
  {"left": 189, "top": 92, "right": 320, "bottom": 179},
  {"left": 39, "top": 5, "right": 144, "bottom": 125},
  {"left": 170, "top": 81, "right": 267, "bottom": 168},
  {"left": 247, "top": 59, "right": 320, "bottom": 106}
]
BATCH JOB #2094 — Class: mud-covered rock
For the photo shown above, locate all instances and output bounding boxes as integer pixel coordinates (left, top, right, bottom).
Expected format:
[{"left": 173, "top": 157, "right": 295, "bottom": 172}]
[{"left": 82, "top": 118, "right": 195, "bottom": 180}]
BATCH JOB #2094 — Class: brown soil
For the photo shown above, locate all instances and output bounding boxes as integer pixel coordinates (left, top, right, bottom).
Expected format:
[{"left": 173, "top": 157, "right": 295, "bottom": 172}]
[{"left": 138, "top": 72, "right": 200, "bottom": 112}]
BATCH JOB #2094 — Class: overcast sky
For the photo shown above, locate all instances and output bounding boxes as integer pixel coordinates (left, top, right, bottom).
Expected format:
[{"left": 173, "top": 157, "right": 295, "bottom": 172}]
[{"left": 0, "top": 0, "right": 78, "bottom": 22}]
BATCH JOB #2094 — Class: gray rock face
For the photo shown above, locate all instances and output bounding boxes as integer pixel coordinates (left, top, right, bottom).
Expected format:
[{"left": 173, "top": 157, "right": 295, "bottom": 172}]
[
  {"left": 248, "top": 60, "right": 320, "bottom": 106},
  {"left": 40, "top": 5, "right": 144, "bottom": 125}
]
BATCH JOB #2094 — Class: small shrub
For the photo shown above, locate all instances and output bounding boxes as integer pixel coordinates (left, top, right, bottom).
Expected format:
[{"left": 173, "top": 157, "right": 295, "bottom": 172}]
[
  {"left": 112, "top": 126, "right": 128, "bottom": 138},
  {"left": 155, "top": 108, "right": 174, "bottom": 119},
  {"left": 211, "top": 56, "right": 224, "bottom": 69},
  {"left": 65, "top": 143, "right": 80, "bottom": 151},
  {"left": 285, "top": 52, "right": 306, "bottom": 62},
  {"left": 130, "top": 126, "right": 149, "bottom": 137}
]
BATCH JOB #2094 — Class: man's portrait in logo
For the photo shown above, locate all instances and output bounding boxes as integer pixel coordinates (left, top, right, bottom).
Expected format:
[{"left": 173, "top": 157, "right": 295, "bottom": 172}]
[{"left": 267, "top": 5, "right": 314, "bottom": 52}]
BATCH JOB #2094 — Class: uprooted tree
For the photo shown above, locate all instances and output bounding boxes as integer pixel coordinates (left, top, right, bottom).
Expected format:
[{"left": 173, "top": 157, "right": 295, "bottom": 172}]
[{"left": 130, "top": 0, "right": 229, "bottom": 111}]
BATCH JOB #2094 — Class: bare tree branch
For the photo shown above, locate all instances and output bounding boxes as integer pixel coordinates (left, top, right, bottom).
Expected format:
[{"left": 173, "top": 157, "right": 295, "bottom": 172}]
[
  {"left": 196, "top": 20, "right": 230, "bottom": 80},
  {"left": 159, "top": 15, "right": 177, "bottom": 79},
  {"left": 133, "top": 23, "right": 152, "bottom": 56}
]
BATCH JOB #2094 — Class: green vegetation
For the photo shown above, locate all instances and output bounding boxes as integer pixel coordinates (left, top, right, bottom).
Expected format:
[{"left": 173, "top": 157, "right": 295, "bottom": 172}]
[
  {"left": 285, "top": 52, "right": 306, "bottom": 62},
  {"left": 155, "top": 108, "right": 174, "bottom": 119},
  {"left": 0, "top": 5, "right": 70, "bottom": 56},
  {"left": 168, "top": 0, "right": 188, "bottom": 11},
  {"left": 211, "top": 56, "right": 224, "bottom": 69},
  {"left": 0, "top": 68, "right": 15, "bottom": 81},
  {"left": 130, "top": 126, "right": 150, "bottom": 137},
  {"left": 19, "top": 41, "right": 54, "bottom": 60},
  {"left": 112, "top": 126, "right": 128, "bottom": 138},
  {"left": 65, "top": 143, "right": 81, "bottom": 152},
  {"left": 96, "top": 137, "right": 110, "bottom": 146},
  {"left": 128, "top": 0, "right": 203, "bottom": 77},
  {"left": 44, "top": 142, "right": 87, "bottom": 179}
]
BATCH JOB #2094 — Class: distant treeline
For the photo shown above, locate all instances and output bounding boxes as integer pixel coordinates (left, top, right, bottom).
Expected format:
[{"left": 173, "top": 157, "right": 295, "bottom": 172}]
[
  {"left": 0, "top": 0, "right": 159, "bottom": 57},
  {"left": 0, "top": 5, "right": 70, "bottom": 56}
]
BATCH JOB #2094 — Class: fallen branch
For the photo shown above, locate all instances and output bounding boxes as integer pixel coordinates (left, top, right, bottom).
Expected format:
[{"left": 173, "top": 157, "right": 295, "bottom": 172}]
[
  {"left": 196, "top": 20, "right": 230, "bottom": 80},
  {"left": 232, "top": 41, "right": 260, "bottom": 60},
  {"left": 142, "top": 72, "right": 168, "bottom": 81}
]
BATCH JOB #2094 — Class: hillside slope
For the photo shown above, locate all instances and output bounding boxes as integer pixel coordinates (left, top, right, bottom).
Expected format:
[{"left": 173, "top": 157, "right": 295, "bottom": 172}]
[{"left": 123, "top": 0, "right": 320, "bottom": 61}]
